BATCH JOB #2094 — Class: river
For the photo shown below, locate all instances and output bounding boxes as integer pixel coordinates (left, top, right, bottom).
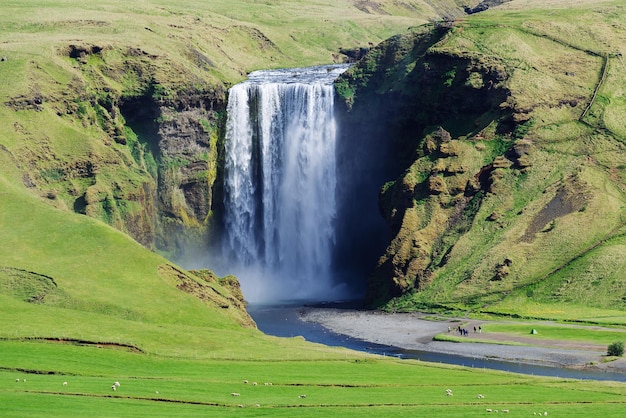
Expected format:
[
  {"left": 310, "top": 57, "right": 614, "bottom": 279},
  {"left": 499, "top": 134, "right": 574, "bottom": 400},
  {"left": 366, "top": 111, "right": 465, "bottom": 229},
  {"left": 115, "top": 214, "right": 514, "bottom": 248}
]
[{"left": 248, "top": 303, "right": 626, "bottom": 383}]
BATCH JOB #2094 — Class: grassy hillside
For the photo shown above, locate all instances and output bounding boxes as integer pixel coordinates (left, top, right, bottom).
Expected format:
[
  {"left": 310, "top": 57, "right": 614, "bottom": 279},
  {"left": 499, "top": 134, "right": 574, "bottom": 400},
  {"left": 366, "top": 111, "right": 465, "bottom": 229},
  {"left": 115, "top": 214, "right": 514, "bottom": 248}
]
[
  {"left": 0, "top": 0, "right": 453, "bottom": 86},
  {"left": 336, "top": 0, "right": 626, "bottom": 321}
]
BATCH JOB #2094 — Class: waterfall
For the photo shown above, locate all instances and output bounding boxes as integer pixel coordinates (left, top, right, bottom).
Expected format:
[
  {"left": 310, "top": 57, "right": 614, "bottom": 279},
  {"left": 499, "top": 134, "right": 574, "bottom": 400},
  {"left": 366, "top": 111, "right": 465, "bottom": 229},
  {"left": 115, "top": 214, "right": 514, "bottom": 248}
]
[{"left": 222, "top": 65, "right": 350, "bottom": 303}]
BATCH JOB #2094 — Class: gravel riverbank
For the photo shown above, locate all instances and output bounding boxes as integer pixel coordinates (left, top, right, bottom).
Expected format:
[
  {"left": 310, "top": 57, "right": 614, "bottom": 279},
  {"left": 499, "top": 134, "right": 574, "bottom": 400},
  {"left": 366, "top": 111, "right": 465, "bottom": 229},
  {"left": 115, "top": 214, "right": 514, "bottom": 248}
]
[{"left": 299, "top": 308, "right": 626, "bottom": 375}]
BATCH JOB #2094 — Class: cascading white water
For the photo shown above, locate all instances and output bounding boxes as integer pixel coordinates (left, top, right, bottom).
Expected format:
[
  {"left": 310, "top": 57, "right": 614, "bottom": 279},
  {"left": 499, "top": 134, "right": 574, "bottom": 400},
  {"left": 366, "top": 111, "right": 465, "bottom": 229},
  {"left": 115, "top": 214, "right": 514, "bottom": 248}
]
[{"left": 222, "top": 65, "right": 350, "bottom": 303}]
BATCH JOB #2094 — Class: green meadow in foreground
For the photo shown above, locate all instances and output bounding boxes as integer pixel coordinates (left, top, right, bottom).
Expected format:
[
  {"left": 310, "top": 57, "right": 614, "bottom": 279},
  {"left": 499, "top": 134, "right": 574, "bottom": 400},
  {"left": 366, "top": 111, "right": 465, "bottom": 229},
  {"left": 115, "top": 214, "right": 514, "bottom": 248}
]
[
  {"left": 1, "top": 0, "right": 626, "bottom": 415},
  {"left": 2, "top": 340, "right": 626, "bottom": 417}
]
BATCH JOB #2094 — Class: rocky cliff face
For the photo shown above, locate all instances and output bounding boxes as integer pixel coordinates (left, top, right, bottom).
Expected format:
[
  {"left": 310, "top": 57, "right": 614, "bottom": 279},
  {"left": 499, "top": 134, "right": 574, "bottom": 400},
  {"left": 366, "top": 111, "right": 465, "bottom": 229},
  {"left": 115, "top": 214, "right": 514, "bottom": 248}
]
[
  {"left": 336, "top": 25, "right": 514, "bottom": 306},
  {"left": 13, "top": 43, "right": 226, "bottom": 260},
  {"left": 125, "top": 91, "right": 225, "bottom": 261},
  {"left": 336, "top": 21, "right": 626, "bottom": 312}
]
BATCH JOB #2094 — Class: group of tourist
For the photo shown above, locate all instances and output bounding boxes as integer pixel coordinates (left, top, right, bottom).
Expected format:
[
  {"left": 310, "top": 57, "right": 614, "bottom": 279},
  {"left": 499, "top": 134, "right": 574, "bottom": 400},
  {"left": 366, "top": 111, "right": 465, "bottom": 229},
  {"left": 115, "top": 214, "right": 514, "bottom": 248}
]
[{"left": 448, "top": 325, "right": 482, "bottom": 336}]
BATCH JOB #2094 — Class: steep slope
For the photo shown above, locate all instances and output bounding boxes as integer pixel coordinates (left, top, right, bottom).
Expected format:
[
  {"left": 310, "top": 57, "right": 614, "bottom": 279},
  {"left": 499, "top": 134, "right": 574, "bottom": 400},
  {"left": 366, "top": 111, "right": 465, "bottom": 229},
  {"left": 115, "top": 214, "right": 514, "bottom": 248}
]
[
  {"left": 0, "top": 169, "right": 258, "bottom": 352},
  {"left": 337, "top": 0, "right": 626, "bottom": 315}
]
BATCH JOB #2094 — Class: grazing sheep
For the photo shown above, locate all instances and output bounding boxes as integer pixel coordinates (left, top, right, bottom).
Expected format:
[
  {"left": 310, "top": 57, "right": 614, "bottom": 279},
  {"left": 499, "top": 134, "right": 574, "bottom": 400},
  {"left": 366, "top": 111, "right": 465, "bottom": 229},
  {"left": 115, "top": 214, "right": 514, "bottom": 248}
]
[
  {"left": 238, "top": 404, "right": 244, "bottom": 408},
  {"left": 477, "top": 394, "right": 484, "bottom": 399},
  {"left": 63, "top": 382, "right": 68, "bottom": 386},
  {"left": 15, "top": 379, "right": 19, "bottom": 382},
  {"left": 255, "top": 404, "right": 260, "bottom": 407},
  {"left": 252, "top": 382, "right": 257, "bottom": 386},
  {"left": 155, "top": 391, "right": 159, "bottom": 394},
  {"left": 243, "top": 380, "right": 249, "bottom": 384},
  {"left": 111, "top": 385, "right": 116, "bottom": 391},
  {"left": 486, "top": 408, "right": 492, "bottom": 412},
  {"left": 502, "top": 410, "right": 509, "bottom": 413},
  {"left": 231, "top": 392, "right": 240, "bottom": 396},
  {"left": 298, "top": 394, "right": 307, "bottom": 398},
  {"left": 114, "top": 381, "right": 120, "bottom": 387}
]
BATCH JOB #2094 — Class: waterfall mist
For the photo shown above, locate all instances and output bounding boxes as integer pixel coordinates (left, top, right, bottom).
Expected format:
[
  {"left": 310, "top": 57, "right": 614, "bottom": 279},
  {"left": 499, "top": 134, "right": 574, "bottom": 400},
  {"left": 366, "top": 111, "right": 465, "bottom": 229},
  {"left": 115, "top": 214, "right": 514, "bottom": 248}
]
[{"left": 220, "top": 65, "right": 353, "bottom": 304}]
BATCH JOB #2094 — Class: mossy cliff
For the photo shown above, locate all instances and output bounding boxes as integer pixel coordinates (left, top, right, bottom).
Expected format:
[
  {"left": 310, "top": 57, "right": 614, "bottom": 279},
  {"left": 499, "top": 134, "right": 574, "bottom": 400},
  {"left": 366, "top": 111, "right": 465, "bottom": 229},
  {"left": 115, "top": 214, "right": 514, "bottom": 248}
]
[
  {"left": 3, "top": 43, "right": 225, "bottom": 259},
  {"left": 336, "top": 16, "right": 626, "bottom": 314}
]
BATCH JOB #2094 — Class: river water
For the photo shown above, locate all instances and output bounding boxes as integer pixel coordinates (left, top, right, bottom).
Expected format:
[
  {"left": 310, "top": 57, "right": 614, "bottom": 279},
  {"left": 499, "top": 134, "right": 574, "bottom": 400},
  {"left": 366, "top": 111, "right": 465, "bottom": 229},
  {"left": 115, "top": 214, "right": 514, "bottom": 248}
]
[{"left": 248, "top": 303, "right": 626, "bottom": 383}]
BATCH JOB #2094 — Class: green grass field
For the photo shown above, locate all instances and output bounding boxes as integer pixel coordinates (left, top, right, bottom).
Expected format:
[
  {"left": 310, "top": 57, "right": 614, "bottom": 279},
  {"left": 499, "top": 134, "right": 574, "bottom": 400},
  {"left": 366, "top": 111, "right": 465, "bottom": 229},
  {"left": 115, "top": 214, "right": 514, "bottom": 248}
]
[
  {"left": 2, "top": 340, "right": 626, "bottom": 417},
  {"left": 436, "top": 319, "right": 626, "bottom": 349},
  {"left": 482, "top": 322, "right": 626, "bottom": 345}
]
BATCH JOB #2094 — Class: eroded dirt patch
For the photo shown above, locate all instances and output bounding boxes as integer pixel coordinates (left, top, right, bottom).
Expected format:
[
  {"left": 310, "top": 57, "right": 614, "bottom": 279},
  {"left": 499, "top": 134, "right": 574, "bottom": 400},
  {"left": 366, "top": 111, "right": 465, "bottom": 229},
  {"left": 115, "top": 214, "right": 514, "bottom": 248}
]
[{"left": 521, "top": 179, "right": 590, "bottom": 242}]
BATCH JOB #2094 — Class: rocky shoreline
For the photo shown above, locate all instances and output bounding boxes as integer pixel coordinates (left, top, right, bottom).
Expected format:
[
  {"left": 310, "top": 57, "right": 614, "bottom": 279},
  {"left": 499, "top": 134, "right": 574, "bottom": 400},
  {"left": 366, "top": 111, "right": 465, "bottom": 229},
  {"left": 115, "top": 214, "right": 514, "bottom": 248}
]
[{"left": 299, "top": 308, "right": 626, "bottom": 376}]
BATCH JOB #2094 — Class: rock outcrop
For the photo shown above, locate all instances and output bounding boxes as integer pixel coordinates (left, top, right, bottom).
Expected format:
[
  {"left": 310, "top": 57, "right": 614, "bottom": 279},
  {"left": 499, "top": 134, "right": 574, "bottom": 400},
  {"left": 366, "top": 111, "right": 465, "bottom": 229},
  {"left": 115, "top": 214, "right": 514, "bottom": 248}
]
[
  {"left": 336, "top": 20, "right": 626, "bottom": 312},
  {"left": 336, "top": 25, "right": 513, "bottom": 306}
]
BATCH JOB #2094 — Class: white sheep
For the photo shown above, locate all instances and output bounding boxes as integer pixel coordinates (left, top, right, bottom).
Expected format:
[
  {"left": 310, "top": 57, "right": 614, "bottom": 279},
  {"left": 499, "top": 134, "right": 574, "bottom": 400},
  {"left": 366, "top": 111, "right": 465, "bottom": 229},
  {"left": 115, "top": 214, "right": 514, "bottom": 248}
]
[
  {"left": 252, "top": 381, "right": 257, "bottom": 386},
  {"left": 502, "top": 410, "right": 509, "bottom": 413},
  {"left": 477, "top": 394, "right": 484, "bottom": 399},
  {"left": 231, "top": 392, "right": 240, "bottom": 396},
  {"left": 486, "top": 409, "right": 492, "bottom": 412},
  {"left": 63, "top": 382, "right": 68, "bottom": 386},
  {"left": 243, "top": 380, "right": 249, "bottom": 384},
  {"left": 15, "top": 378, "right": 19, "bottom": 382},
  {"left": 111, "top": 385, "right": 116, "bottom": 391},
  {"left": 298, "top": 394, "right": 307, "bottom": 398},
  {"left": 114, "top": 381, "right": 120, "bottom": 387}
]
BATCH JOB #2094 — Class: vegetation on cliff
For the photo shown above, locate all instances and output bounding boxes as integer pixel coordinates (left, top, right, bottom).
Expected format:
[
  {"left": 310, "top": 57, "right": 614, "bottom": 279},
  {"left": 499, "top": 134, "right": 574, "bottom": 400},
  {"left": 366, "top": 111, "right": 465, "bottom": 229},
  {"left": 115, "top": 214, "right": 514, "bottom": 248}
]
[{"left": 337, "top": 1, "right": 626, "bottom": 318}]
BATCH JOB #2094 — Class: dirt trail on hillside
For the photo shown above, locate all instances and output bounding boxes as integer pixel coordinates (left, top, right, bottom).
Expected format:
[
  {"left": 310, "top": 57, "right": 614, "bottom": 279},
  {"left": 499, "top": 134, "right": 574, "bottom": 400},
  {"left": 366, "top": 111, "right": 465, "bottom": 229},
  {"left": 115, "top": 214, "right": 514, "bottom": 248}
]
[{"left": 299, "top": 308, "right": 626, "bottom": 374}]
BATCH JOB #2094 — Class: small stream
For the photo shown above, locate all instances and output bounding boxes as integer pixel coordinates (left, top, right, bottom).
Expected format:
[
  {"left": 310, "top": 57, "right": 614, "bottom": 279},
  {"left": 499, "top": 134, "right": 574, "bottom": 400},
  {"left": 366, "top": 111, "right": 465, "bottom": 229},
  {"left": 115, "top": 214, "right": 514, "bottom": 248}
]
[{"left": 248, "top": 303, "right": 626, "bottom": 383}]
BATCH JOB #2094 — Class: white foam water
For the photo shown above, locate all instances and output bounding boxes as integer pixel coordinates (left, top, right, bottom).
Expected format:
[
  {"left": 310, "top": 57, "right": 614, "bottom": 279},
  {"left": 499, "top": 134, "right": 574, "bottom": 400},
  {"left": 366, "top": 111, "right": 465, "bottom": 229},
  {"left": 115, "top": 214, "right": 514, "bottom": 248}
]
[{"left": 222, "top": 65, "right": 350, "bottom": 303}]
